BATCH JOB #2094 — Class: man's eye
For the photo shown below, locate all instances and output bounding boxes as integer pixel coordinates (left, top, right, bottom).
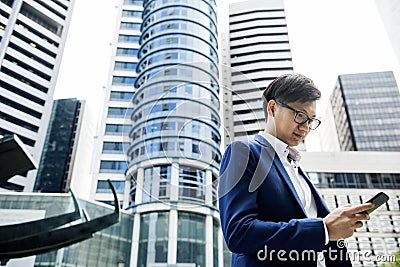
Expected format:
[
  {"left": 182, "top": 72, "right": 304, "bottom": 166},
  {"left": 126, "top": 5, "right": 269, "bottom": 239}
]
[{"left": 297, "top": 112, "right": 307, "bottom": 119}]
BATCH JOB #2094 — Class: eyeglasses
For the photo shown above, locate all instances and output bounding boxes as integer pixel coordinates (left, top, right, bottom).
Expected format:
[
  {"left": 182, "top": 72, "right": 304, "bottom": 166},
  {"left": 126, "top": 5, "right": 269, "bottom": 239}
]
[{"left": 276, "top": 101, "right": 321, "bottom": 130}]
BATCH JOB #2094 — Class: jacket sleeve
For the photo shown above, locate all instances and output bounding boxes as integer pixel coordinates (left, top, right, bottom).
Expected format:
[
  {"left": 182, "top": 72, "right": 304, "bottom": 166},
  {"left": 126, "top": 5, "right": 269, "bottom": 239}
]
[{"left": 218, "top": 141, "right": 326, "bottom": 255}]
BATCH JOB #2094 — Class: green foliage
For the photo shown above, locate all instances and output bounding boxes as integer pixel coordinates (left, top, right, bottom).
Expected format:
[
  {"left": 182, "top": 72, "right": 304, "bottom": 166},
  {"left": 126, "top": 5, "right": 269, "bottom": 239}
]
[{"left": 380, "top": 251, "right": 400, "bottom": 267}]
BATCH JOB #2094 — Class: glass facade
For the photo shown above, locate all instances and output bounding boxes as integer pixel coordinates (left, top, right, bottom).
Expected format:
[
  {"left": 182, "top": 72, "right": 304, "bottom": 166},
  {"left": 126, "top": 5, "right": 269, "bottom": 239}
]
[
  {"left": 178, "top": 166, "right": 206, "bottom": 202},
  {"left": 177, "top": 212, "right": 206, "bottom": 267},
  {"left": 138, "top": 212, "right": 169, "bottom": 266},
  {"left": 128, "top": 0, "right": 220, "bottom": 174},
  {"left": 128, "top": 0, "right": 220, "bottom": 205},
  {"left": 0, "top": 192, "right": 134, "bottom": 266},
  {"left": 34, "top": 99, "right": 81, "bottom": 193},
  {"left": 213, "top": 219, "right": 219, "bottom": 267},
  {"left": 127, "top": 1, "right": 221, "bottom": 266},
  {"left": 330, "top": 71, "right": 400, "bottom": 151},
  {"left": 142, "top": 165, "right": 171, "bottom": 202},
  {"left": 311, "top": 172, "right": 400, "bottom": 189}
]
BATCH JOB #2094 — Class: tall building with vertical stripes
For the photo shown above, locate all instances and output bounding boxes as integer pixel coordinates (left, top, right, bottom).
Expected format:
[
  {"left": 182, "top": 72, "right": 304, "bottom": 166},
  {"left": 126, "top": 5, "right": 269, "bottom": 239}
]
[
  {"left": 222, "top": 0, "right": 293, "bottom": 146},
  {"left": 329, "top": 71, "right": 400, "bottom": 151},
  {"left": 317, "top": 71, "right": 400, "bottom": 267},
  {"left": 90, "top": 0, "right": 143, "bottom": 207},
  {"left": 302, "top": 151, "right": 400, "bottom": 267},
  {"left": 34, "top": 98, "right": 83, "bottom": 193},
  {"left": 0, "top": 0, "right": 75, "bottom": 192},
  {"left": 126, "top": 0, "right": 223, "bottom": 266}
]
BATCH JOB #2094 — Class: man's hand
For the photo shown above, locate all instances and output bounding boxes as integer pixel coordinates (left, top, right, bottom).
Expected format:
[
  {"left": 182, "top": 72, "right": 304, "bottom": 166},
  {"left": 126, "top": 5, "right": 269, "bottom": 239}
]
[{"left": 323, "top": 203, "right": 374, "bottom": 241}]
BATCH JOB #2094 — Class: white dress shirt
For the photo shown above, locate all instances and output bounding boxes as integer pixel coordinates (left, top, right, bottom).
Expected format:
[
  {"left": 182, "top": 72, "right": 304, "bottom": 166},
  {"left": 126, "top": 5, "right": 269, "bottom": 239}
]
[{"left": 260, "top": 131, "right": 328, "bottom": 267}]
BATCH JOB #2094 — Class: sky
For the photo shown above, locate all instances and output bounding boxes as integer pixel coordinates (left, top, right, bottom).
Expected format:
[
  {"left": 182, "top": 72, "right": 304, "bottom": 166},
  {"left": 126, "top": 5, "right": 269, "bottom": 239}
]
[{"left": 54, "top": 0, "right": 400, "bottom": 149}]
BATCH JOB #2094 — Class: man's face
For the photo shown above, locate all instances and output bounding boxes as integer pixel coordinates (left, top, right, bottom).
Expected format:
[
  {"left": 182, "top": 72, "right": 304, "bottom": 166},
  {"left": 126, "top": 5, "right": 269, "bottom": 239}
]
[{"left": 271, "top": 100, "right": 317, "bottom": 147}]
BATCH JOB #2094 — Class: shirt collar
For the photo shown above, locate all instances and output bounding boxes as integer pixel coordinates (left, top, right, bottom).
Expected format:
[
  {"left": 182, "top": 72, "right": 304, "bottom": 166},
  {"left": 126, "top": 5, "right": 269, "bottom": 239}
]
[{"left": 259, "top": 130, "right": 302, "bottom": 165}]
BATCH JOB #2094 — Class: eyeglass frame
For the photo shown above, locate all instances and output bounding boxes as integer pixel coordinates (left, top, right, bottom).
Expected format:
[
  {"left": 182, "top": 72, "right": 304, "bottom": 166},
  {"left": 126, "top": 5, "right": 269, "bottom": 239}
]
[{"left": 275, "top": 101, "right": 321, "bottom": 130}]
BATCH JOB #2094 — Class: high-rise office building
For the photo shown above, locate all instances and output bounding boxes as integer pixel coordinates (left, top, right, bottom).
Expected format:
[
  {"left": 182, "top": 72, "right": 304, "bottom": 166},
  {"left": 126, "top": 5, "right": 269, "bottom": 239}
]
[
  {"left": 329, "top": 71, "right": 400, "bottom": 151},
  {"left": 34, "top": 98, "right": 83, "bottom": 193},
  {"left": 302, "top": 151, "right": 400, "bottom": 267},
  {"left": 126, "top": 0, "right": 222, "bottom": 266},
  {"left": 374, "top": 0, "right": 400, "bottom": 65},
  {"left": 0, "top": 0, "right": 75, "bottom": 192},
  {"left": 222, "top": 0, "right": 293, "bottom": 145},
  {"left": 90, "top": 0, "right": 143, "bottom": 207},
  {"left": 319, "top": 71, "right": 400, "bottom": 266}
]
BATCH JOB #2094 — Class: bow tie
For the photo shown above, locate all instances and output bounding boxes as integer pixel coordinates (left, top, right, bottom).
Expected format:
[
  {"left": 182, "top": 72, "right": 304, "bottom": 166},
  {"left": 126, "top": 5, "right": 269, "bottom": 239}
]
[{"left": 287, "top": 146, "right": 301, "bottom": 165}]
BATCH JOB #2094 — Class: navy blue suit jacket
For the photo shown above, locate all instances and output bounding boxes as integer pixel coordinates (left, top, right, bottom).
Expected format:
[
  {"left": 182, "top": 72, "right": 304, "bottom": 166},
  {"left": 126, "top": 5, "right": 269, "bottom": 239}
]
[{"left": 218, "top": 135, "right": 352, "bottom": 267}]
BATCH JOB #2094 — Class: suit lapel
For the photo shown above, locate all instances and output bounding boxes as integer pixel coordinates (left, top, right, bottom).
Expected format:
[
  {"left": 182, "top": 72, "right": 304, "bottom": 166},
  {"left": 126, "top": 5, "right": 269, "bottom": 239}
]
[
  {"left": 273, "top": 157, "right": 308, "bottom": 217},
  {"left": 254, "top": 135, "right": 307, "bottom": 217}
]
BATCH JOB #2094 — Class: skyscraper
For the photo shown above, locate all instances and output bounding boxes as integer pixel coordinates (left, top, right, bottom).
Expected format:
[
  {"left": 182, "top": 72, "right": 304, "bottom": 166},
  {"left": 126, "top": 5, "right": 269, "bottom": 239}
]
[
  {"left": 34, "top": 98, "right": 83, "bottom": 193},
  {"left": 374, "top": 0, "right": 400, "bottom": 65},
  {"left": 222, "top": 0, "right": 293, "bottom": 145},
  {"left": 90, "top": 0, "right": 143, "bottom": 207},
  {"left": 126, "top": 0, "right": 222, "bottom": 266},
  {"left": 318, "top": 71, "right": 400, "bottom": 266},
  {"left": 0, "top": 0, "right": 75, "bottom": 192},
  {"left": 329, "top": 71, "right": 400, "bottom": 151},
  {"left": 301, "top": 151, "right": 400, "bottom": 267}
]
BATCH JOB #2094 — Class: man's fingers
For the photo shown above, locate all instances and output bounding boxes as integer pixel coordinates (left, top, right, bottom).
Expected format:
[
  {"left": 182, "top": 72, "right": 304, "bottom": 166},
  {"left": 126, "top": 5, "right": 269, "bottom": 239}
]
[
  {"left": 354, "top": 221, "right": 364, "bottom": 228},
  {"left": 346, "top": 203, "right": 374, "bottom": 214},
  {"left": 354, "top": 213, "right": 370, "bottom": 221}
]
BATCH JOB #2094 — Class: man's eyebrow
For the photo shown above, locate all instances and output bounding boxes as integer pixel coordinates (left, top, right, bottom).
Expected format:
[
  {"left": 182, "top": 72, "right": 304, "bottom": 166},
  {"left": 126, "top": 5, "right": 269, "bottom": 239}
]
[{"left": 297, "top": 107, "right": 316, "bottom": 118}]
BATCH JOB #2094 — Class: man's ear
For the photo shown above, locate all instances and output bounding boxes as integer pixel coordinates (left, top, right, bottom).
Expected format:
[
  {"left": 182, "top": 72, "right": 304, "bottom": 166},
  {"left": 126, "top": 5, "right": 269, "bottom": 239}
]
[{"left": 267, "top": 100, "right": 276, "bottom": 117}]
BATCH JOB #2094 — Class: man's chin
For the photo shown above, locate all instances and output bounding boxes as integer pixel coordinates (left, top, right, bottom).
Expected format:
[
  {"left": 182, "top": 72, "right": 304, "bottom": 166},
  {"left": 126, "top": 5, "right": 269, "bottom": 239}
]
[{"left": 288, "top": 140, "right": 301, "bottom": 147}]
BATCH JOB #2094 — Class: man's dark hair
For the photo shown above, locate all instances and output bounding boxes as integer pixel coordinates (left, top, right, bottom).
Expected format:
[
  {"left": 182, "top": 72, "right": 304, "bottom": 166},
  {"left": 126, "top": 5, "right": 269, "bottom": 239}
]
[{"left": 262, "top": 73, "right": 321, "bottom": 121}]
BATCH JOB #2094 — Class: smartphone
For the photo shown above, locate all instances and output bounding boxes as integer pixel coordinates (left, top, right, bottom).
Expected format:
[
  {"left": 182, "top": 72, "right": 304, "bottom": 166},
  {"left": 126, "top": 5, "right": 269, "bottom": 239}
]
[{"left": 359, "top": 192, "right": 389, "bottom": 214}]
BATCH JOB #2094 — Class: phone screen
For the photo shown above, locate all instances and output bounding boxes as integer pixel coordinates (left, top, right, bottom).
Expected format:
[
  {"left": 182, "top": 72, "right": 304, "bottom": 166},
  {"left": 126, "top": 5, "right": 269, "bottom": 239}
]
[{"left": 360, "top": 192, "right": 389, "bottom": 214}]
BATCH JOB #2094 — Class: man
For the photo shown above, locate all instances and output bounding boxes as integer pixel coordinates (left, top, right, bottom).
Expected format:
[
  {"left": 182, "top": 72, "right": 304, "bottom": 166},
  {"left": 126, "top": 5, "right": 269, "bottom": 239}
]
[{"left": 218, "top": 73, "right": 373, "bottom": 267}]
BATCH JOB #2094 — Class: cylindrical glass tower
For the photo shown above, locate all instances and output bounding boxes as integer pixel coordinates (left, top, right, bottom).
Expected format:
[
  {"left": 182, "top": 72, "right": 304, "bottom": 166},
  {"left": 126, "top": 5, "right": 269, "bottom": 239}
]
[{"left": 126, "top": 0, "right": 222, "bottom": 266}]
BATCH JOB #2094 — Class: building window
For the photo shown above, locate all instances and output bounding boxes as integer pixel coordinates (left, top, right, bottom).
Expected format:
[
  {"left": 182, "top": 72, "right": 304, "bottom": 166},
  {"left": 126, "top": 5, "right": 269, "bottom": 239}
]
[
  {"left": 102, "top": 142, "right": 130, "bottom": 154},
  {"left": 213, "top": 219, "right": 219, "bottom": 267},
  {"left": 122, "top": 10, "right": 142, "bottom": 18},
  {"left": 105, "top": 124, "right": 130, "bottom": 135},
  {"left": 109, "top": 91, "right": 135, "bottom": 101},
  {"left": 179, "top": 166, "right": 205, "bottom": 202},
  {"left": 314, "top": 172, "right": 400, "bottom": 189},
  {"left": 1, "top": 0, "right": 14, "bottom": 7},
  {"left": 138, "top": 212, "right": 169, "bottom": 266},
  {"left": 177, "top": 212, "right": 206, "bottom": 267},
  {"left": 142, "top": 165, "right": 171, "bottom": 202},
  {"left": 118, "top": 34, "right": 140, "bottom": 43},
  {"left": 120, "top": 22, "right": 141, "bottom": 30},
  {"left": 96, "top": 180, "right": 125, "bottom": 194},
  {"left": 116, "top": 48, "right": 139, "bottom": 57},
  {"left": 149, "top": 103, "right": 176, "bottom": 113},
  {"left": 112, "top": 76, "right": 136, "bottom": 86},
  {"left": 0, "top": 111, "right": 39, "bottom": 132},
  {"left": 99, "top": 160, "right": 128, "bottom": 174},
  {"left": 192, "top": 143, "right": 200, "bottom": 154},
  {"left": 20, "top": 3, "right": 61, "bottom": 35},
  {"left": 107, "top": 107, "right": 133, "bottom": 118},
  {"left": 114, "top": 61, "right": 138, "bottom": 70},
  {"left": 123, "top": 0, "right": 143, "bottom": 5}
]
